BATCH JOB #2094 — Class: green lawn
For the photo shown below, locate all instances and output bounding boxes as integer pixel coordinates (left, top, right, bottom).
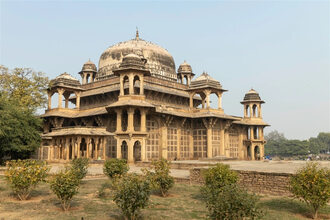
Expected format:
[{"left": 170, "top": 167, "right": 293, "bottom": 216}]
[{"left": 0, "top": 176, "right": 329, "bottom": 220}]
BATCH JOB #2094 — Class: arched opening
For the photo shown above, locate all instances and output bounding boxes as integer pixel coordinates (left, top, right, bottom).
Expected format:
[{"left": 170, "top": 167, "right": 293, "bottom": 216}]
[
  {"left": 122, "top": 110, "right": 128, "bottom": 131},
  {"left": 247, "top": 145, "right": 251, "bottom": 160},
  {"left": 254, "top": 146, "right": 260, "bottom": 160},
  {"left": 209, "top": 93, "right": 218, "bottom": 109},
  {"left": 253, "top": 127, "right": 258, "bottom": 139},
  {"left": 123, "top": 75, "right": 129, "bottom": 95},
  {"left": 86, "top": 74, "right": 90, "bottom": 84},
  {"left": 91, "top": 138, "right": 95, "bottom": 159},
  {"left": 69, "top": 121, "right": 75, "bottom": 127},
  {"left": 93, "top": 120, "right": 98, "bottom": 127},
  {"left": 183, "top": 75, "right": 188, "bottom": 85},
  {"left": 121, "top": 141, "right": 128, "bottom": 160},
  {"left": 133, "top": 75, "right": 140, "bottom": 94},
  {"left": 194, "top": 92, "right": 206, "bottom": 109},
  {"left": 252, "top": 104, "right": 258, "bottom": 117},
  {"left": 80, "top": 138, "right": 87, "bottom": 157},
  {"left": 246, "top": 105, "right": 250, "bottom": 117},
  {"left": 134, "top": 109, "right": 141, "bottom": 131},
  {"left": 133, "top": 141, "right": 141, "bottom": 162}
]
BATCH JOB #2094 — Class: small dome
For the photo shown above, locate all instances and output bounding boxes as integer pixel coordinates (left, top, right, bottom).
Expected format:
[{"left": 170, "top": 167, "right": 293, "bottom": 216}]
[
  {"left": 117, "top": 53, "right": 147, "bottom": 70},
  {"left": 243, "top": 89, "right": 263, "bottom": 102},
  {"left": 81, "top": 59, "right": 97, "bottom": 73},
  {"left": 178, "top": 60, "right": 193, "bottom": 74},
  {"left": 189, "top": 72, "right": 222, "bottom": 90},
  {"left": 52, "top": 72, "right": 80, "bottom": 87}
]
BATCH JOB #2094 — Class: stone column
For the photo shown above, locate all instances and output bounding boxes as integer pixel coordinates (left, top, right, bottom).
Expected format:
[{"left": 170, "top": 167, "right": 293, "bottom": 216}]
[
  {"left": 189, "top": 93, "right": 194, "bottom": 108},
  {"left": 217, "top": 92, "right": 222, "bottom": 109},
  {"left": 75, "top": 91, "right": 81, "bottom": 109},
  {"left": 120, "top": 75, "right": 124, "bottom": 96},
  {"left": 65, "top": 138, "right": 69, "bottom": 160},
  {"left": 140, "top": 75, "right": 144, "bottom": 95},
  {"left": 244, "top": 105, "right": 247, "bottom": 118},
  {"left": 249, "top": 104, "right": 253, "bottom": 118},
  {"left": 102, "top": 138, "right": 106, "bottom": 160},
  {"left": 250, "top": 145, "right": 255, "bottom": 160},
  {"left": 141, "top": 138, "right": 146, "bottom": 161},
  {"left": 127, "top": 108, "right": 134, "bottom": 132},
  {"left": 250, "top": 127, "right": 254, "bottom": 140},
  {"left": 86, "top": 137, "right": 90, "bottom": 159},
  {"left": 220, "top": 123, "right": 225, "bottom": 156},
  {"left": 116, "top": 139, "right": 122, "bottom": 159},
  {"left": 128, "top": 140, "right": 134, "bottom": 163},
  {"left": 258, "top": 104, "right": 262, "bottom": 118},
  {"left": 207, "top": 126, "right": 212, "bottom": 158},
  {"left": 161, "top": 125, "right": 168, "bottom": 159},
  {"left": 141, "top": 109, "right": 146, "bottom": 132},
  {"left": 77, "top": 137, "right": 81, "bottom": 158},
  {"left": 83, "top": 73, "right": 87, "bottom": 84},
  {"left": 238, "top": 130, "right": 244, "bottom": 160},
  {"left": 47, "top": 91, "right": 53, "bottom": 110},
  {"left": 129, "top": 74, "right": 134, "bottom": 95},
  {"left": 116, "top": 109, "right": 122, "bottom": 132},
  {"left": 205, "top": 90, "right": 211, "bottom": 109},
  {"left": 95, "top": 138, "right": 99, "bottom": 160},
  {"left": 57, "top": 88, "right": 64, "bottom": 108}
]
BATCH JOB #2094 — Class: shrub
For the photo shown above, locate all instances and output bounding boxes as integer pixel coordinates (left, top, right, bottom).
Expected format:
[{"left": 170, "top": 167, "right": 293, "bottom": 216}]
[
  {"left": 144, "top": 158, "right": 174, "bottom": 197},
  {"left": 4, "top": 159, "right": 49, "bottom": 200},
  {"left": 201, "top": 163, "right": 238, "bottom": 197},
  {"left": 49, "top": 168, "right": 80, "bottom": 211},
  {"left": 70, "top": 158, "right": 89, "bottom": 181},
  {"left": 103, "top": 158, "right": 129, "bottom": 179},
  {"left": 290, "top": 162, "right": 330, "bottom": 219},
  {"left": 113, "top": 173, "right": 151, "bottom": 220},
  {"left": 205, "top": 184, "right": 264, "bottom": 220}
]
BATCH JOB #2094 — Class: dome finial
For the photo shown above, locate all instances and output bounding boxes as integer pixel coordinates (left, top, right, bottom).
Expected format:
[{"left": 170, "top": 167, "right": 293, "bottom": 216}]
[{"left": 136, "top": 27, "right": 139, "bottom": 40}]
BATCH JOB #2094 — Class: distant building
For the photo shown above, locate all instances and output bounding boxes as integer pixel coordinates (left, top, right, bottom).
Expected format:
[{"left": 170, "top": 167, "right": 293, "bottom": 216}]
[{"left": 39, "top": 32, "right": 269, "bottom": 162}]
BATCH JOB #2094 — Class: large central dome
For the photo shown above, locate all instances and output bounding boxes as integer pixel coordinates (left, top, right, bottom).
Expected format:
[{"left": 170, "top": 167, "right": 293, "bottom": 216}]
[{"left": 97, "top": 33, "right": 176, "bottom": 81}]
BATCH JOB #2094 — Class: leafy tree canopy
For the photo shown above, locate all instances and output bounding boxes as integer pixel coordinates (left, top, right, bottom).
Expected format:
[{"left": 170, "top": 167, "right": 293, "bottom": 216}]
[{"left": 0, "top": 65, "right": 49, "bottom": 112}]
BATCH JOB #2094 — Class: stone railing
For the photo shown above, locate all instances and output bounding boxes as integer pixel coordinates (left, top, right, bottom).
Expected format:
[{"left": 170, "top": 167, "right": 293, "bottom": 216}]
[{"left": 189, "top": 167, "right": 292, "bottom": 196}]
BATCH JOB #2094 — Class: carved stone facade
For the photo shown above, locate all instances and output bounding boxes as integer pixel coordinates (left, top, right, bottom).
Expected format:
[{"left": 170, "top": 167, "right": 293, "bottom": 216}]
[{"left": 40, "top": 32, "right": 269, "bottom": 163}]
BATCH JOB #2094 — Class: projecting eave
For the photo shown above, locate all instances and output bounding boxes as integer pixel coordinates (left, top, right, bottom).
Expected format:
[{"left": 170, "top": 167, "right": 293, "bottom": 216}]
[
  {"left": 106, "top": 99, "right": 155, "bottom": 110},
  {"left": 41, "top": 107, "right": 108, "bottom": 118},
  {"left": 232, "top": 120, "right": 270, "bottom": 127},
  {"left": 42, "top": 127, "right": 114, "bottom": 137}
]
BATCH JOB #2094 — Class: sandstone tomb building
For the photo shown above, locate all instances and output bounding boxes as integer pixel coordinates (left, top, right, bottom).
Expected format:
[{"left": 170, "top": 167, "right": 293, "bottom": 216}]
[{"left": 39, "top": 32, "right": 269, "bottom": 163}]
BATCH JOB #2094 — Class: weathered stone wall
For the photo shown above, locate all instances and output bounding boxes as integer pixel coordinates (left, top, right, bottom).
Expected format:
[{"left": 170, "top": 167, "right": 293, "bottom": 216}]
[{"left": 189, "top": 167, "right": 292, "bottom": 196}]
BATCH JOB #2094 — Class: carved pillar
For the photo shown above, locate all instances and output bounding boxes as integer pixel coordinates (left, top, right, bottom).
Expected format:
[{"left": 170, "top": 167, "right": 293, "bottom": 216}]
[
  {"left": 141, "top": 138, "right": 146, "bottom": 161},
  {"left": 75, "top": 91, "right": 81, "bottom": 109},
  {"left": 220, "top": 122, "right": 225, "bottom": 156},
  {"left": 141, "top": 109, "right": 146, "bottom": 132},
  {"left": 47, "top": 91, "right": 53, "bottom": 110},
  {"left": 161, "top": 125, "right": 168, "bottom": 159},
  {"left": 217, "top": 92, "right": 222, "bottom": 109},
  {"left": 205, "top": 90, "right": 211, "bottom": 109},
  {"left": 120, "top": 75, "right": 124, "bottom": 96},
  {"left": 258, "top": 104, "right": 262, "bottom": 118},
  {"left": 140, "top": 75, "right": 144, "bottom": 95},
  {"left": 57, "top": 88, "right": 64, "bottom": 108},
  {"left": 127, "top": 108, "right": 134, "bottom": 132},
  {"left": 128, "top": 140, "right": 134, "bottom": 163},
  {"left": 250, "top": 126, "right": 254, "bottom": 140},
  {"left": 189, "top": 93, "right": 194, "bottom": 108},
  {"left": 116, "top": 109, "right": 122, "bottom": 132},
  {"left": 102, "top": 138, "right": 106, "bottom": 160},
  {"left": 250, "top": 145, "right": 255, "bottom": 160},
  {"left": 95, "top": 138, "right": 99, "bottom": 160},
  {"left": 77, "top": 137, "right": 81, "bottom": 158},
  {"left": 116, "top": 139, "right": 122, "bottom": 159},
  {"left": 64, "top": 93, "right": 70, "bottom": 108},
  {"left": 86, "top": 137, "right": 90, "bottom": 159},
  {"left": 129, "top": 74, "right": 134, "bottom": 95},
  {"left": 249, "top": 104, "right": 253, "bottom": 118},
  {"left": 244, "top": 105, "right": 247, "bottom": 118},
  {"left": 83, "top": 73, "right": 87, "bottom": 84}
]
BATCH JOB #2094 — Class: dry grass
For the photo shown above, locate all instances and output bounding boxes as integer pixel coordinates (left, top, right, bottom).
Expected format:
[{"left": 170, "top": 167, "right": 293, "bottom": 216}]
[{"left": 0, "top": 176, "right": 329, "bottom": 220}]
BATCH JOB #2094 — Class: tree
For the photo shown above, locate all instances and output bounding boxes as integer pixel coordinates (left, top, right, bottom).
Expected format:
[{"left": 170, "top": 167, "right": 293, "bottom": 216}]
[
  {"left": 0, "top": 65, "right": 49, "bottom": 112},
  {"left": 264, "top": 130, "right": 286, "bottom": 142},
  {"left": 290, "top": 162, "right": 330, "bottom": 219},
  {"left": 309, "top": 133, "right": 330, "bottom": 154},
  {"left": 0, "top": 94, "right": 42, "bottom": 161}
]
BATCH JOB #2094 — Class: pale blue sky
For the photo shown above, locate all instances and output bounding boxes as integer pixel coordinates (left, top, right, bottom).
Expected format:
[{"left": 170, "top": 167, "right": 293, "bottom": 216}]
[{"left": 1, "top": 1, "right": 329, "bottom": 140}]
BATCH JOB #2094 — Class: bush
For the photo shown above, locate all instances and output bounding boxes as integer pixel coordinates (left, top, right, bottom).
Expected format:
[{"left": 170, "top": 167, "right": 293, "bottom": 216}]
[
  {"left": 290, "top": 162, "right": 330, "bottom": 219},
  {"left": 103, "top": 158, "right": 129, "bottom": 179},
  {"left": 49, "top": 168, "right": 80, "bottom": 211},
  {"left": 4, "top": 159, "right": 49, "bottom": 200},
  {"left": 144, "top": 158, "right": 174, "bottom": 197},
  {"left": 113, "top": 173, "right": 151, "bottom": 220},
  {"left": 70, "top": 158, "right": 89, "bottom": 181},
  {"left": 201, "top": 163, "right": 238, "bottom": 196},
  {"left": 205, "top": 184, "right": 264, "bottom": 220}
]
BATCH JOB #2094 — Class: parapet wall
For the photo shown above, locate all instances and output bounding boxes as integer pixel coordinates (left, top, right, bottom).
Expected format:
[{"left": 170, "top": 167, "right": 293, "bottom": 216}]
[{"left": 189, "top": 167, "right": 292, "bottom": 196}]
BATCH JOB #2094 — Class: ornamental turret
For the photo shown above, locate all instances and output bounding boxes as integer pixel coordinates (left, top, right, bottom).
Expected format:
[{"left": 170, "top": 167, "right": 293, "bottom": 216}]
[
  {"left": 79, "top": 59, "right": 97, "bottom": 84},
  {"left": 177, "top": 61, "right": 195, "bottom": 86}
]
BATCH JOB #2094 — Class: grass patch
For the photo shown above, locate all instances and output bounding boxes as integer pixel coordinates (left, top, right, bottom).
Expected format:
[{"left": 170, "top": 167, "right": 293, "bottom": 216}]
[{"left": 0, "top": 176, "right": 329, "bottom": 219}]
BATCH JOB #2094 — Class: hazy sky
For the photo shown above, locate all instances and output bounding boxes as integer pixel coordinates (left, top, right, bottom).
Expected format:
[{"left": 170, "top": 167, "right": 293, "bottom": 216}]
[{"left": 1, "top": 1, "right": 329, "bottom": 140}]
